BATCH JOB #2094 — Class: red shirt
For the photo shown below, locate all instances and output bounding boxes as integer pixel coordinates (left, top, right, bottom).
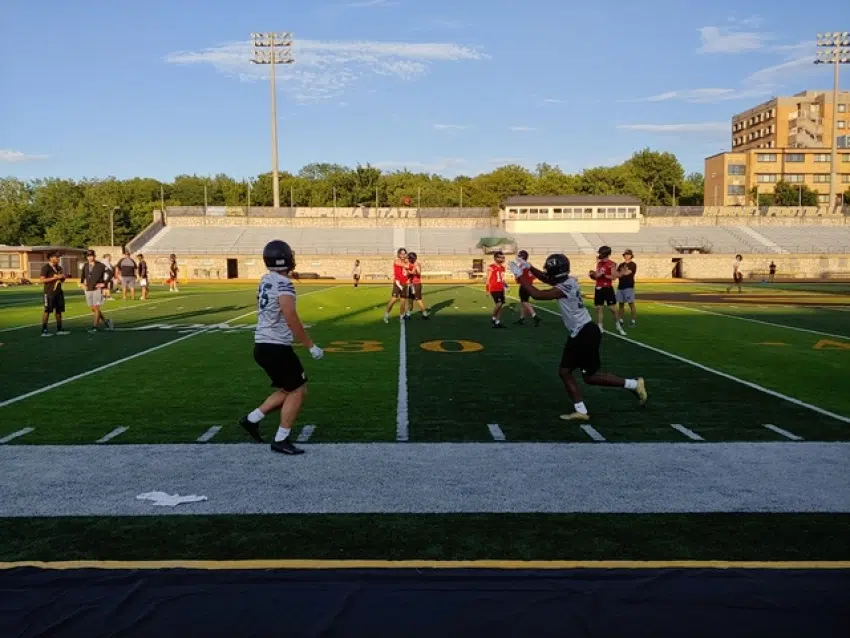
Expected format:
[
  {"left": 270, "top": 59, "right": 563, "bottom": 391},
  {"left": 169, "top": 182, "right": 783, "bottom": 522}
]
[
  {"left": 393, "top": 261, "right": 407, "bottom": 285},
  {"left": 409, "top": 263, "right": 421, "bottom": 285},
  {"left": 595, "top": 259, "right": 615, "bottom": 288},
  {"left": 518, "top": 268, "right": 535, "bottom": 286},
  {"left": 487, "top": 263, "right": 506, "bottom": 292}
]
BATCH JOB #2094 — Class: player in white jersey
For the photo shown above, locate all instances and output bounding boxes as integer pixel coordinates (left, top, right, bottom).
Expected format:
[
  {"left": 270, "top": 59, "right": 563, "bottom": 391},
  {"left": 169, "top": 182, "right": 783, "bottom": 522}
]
[
  {"left": 510, "top": 254, "right": 647, "bottom": 421},
  {"left": 238, "top": 240, "right": 324, "bottom": 455}
]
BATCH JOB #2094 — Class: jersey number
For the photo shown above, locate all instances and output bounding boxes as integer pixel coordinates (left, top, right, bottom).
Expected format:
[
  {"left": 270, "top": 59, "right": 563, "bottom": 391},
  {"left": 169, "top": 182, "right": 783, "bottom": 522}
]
[
  {"left": 258, "top": 283, "right": 272, "bottom": 310},
  {"left": 575, "top": 289, "right": 584, "bottom": 311}
]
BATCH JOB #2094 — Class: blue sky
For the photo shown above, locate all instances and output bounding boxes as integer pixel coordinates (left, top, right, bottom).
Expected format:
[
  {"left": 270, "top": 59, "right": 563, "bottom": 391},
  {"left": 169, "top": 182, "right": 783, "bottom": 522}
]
[{"left": 0, "top": 0, "right": 842, "bottom": 180}]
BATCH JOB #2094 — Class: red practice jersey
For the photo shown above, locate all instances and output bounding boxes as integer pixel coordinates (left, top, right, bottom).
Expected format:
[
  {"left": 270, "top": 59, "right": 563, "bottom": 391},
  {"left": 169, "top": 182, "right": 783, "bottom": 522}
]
[
  {"left": 393, "top": 261, "right": 407, "bottom": 286},
  {"left": 517, "top": 268, "right": 535, "bottom": 286},
  {"left": 487, "top": 263, "right": 506, "bottom": 292},
  {"left": 595, "top": 259, "right": 615, "bottom": 288},
  {"left": 409, "top": 263, "right": 421, "bottom": 285}
]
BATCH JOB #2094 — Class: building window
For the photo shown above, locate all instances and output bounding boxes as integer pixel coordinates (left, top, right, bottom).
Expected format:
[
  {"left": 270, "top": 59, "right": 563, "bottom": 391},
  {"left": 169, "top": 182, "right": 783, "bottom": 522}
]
[
  {"left": 728, "top": 164, "right": 746, "bottom": 175},
  {"left": 839, "top": 121, "right": 846, "bottom": 129},
  {"left": 814, "top": 154, "right": 831, "bottom": 163},
  {"left": 813, "top": 174, "right": 830, "bottom": 183},
  {"left": 756, "top": 174, "right": 778, "bottom": 183},
  {"left": 728, "top": 185, "right": 746, "bottom": 195},
  {"left": 0, "top": 254, "right": 21, "bottom": 269},
  {"left": 843, "top": 155, "right": 850, "bottom": 163},
  {"left": 786, "top": 153, "right": 804, "bottom": 162},
  {"left": 839, "top": 104, "right": 847, "bottom": 113},
  {"left": 818, "top": 194, "right": 829, "bottom": 203},
  {"left": 757, "top": 153, "right": 777, "bottom": 162},
  {"left": 785, "top": 174, "right": 804, "bottom": 183},
  {"left": 842, "top": 175, "right": 850, "bottom": 184}
]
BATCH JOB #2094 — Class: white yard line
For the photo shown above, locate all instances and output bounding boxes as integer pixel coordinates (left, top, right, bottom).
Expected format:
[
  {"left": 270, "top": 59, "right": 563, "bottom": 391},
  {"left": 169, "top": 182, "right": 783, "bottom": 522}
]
[
  {"left": 197, "top": 426, "right": 222, "bottom": 443},
  {"left": 96, "top": 427, "right": 128, "bottom": 443},
  {"left": 580, "top": 424, "right": 606, "bottom": 442},
  {"left": 0, "top": 428, "right": 34, "bottom": 444},
  {"left": 764, "top": 424, "right": 804, "bottom": 441},
  {"left": 396, "top": 319, "right": 409, "bottom": 442},
  {"left": 0, "top": 286, "right": 338, "bottom": 409},
  {"left": 655, "top": 302, "right": 850, "bottom": 341},
  {"left": 671, "top": 424, "right": 704, "bottom": 441},
  {"left": 487, "top": 423, "right": 506, "bottom": 441},
  {"left": 517, "top": 297, "right": 850, "bottom": 425},
  {"left": 296, "top": 425, "right": 316, "bottom": 443}
]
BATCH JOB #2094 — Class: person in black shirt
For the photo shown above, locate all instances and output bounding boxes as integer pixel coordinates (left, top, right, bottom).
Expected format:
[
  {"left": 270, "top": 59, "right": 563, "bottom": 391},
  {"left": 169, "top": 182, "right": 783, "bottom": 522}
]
[
  {"left": 39, "top": 252, "right": 69, "bottom": 337},
  {"left": 168, "top": 254, "right": 179, "bottom": 292},
  {"left": 616, "top": 249, "right": 638, "bottom": 328},
  {"left": 769, "top": 261, "right": 777, "bottom": 283},
  {"left": 137, "top": 253, "right": 150, "bottom": 300},
  {"left": 79, "top": 250, "right": 114, "bottom": 333},
  {"left": 116, "top": 250, "right": 137, "bottom": 300}
]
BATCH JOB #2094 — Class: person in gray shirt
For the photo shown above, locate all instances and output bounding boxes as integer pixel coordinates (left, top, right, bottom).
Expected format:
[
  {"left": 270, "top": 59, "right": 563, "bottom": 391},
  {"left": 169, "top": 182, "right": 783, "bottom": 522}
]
[{"left": 79, "top": 250, "right": 113, "bottom": 333}]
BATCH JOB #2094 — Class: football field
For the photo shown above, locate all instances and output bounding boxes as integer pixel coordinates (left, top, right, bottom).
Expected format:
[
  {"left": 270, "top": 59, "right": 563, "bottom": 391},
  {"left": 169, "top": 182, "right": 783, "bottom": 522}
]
[{"left": 1, "top": 280, "right": 849, "bottom": 562}]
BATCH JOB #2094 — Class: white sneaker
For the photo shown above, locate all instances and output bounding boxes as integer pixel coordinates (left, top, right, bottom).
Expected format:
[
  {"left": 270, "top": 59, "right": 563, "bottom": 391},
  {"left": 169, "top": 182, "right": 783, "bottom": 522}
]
[
  {"left": 630, "top": 320, "right": 636, "bottom": 328},
  {"left": 616, "top": 324, "right": 627, "bottom": 336},
  {"left": 383, "top": 315, "right": 389, "bottom": 324}
]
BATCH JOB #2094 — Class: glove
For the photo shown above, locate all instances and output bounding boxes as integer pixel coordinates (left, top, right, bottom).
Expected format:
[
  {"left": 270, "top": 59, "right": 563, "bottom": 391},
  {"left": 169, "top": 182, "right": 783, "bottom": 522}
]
[
  {"left": 515, "top": 258, "right": 530, "bottom": 271},
  {"left": 309, "top": 345, "right": 324, "bottom": 360},
  {"left": 508, "top": 261, "right": 523, "bottom": 278}
]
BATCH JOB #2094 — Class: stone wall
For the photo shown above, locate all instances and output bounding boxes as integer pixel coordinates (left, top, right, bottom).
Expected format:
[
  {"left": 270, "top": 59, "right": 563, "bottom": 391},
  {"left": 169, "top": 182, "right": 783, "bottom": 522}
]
[
  {"left": 642, "top": 215, "right": 849, "bottom": 228},
  {"left": 166, "top": 216, "right": 496, "bottom": 229}
]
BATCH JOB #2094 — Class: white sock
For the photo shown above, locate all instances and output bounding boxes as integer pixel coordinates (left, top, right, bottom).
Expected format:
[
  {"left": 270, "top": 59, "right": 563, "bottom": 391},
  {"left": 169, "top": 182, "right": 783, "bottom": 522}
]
[
  {"left": 248, "top": 409, "right": 265, "bottom": 424},
  {"left": 274, "top": 427, "right": 290, "bottom": 442},
  {"left": 531, "top": 313, "right": 537, "bottom": 318},
  {"left": 624, "top": 379, "right": 638, "bottom": 390},
  {"left": 574, "top": 401, "right": 588, "bottom": 414}
]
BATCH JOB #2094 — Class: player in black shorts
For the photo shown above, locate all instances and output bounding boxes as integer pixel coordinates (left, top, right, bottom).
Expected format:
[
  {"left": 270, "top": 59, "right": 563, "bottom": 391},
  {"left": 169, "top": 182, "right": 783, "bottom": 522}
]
[{"left": 39, "top": 252, "right": 69, "bottom": 337}]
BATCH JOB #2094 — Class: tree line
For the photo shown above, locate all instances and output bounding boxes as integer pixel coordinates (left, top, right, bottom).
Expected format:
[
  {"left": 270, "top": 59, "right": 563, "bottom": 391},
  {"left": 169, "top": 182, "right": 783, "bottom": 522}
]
[{"left": 0, "top": 148, "right": 704, "bottom": 248}]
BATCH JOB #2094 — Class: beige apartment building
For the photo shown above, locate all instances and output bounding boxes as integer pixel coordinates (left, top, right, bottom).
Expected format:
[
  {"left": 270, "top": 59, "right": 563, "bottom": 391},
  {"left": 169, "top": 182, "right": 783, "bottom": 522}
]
[{"left": 706, "top": 90, "right": 850, "bottom": 205}]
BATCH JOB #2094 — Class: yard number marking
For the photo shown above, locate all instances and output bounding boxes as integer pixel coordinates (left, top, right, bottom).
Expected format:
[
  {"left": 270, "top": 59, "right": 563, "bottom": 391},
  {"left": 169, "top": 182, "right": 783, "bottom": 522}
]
[
  {"left": 323, "top": 340, "right": 384, "bottom": 353},
  {"left": 420, "top": 340, "right": 484, "bottom": 353}
]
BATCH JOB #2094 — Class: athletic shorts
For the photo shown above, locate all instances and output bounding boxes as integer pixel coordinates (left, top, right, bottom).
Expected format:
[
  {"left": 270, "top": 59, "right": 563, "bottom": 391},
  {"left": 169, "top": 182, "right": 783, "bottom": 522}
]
[
  {"left": 121, "top": 276, "right": 136, "bottom": 288},
  {"left": 519, "top": 287, "right": 531, "bottom": 303},
  {"left": 490, "top": 291, "right": 506, "bottom": 304},
  {"left": 733, "top": 273, "right": 743, "bottom": 283},
  {"left": 560, "top": 323, "right": 602, "bottom": 376},
  {"left": 391, "top": 281, "right": 407, "bottom": 298},
  {"left": 616, "top": 288, "right": 636, "bottom": 304},
  {"left": 140, "top": 278, "right": 148, "bottom": 287},
  {"left": 409, "top": 283, "right": 423, "bottom": 300},
  {"left": 43, "top": 291, "right": 65, "bottom": 313},
  {"left": 594, "top": 286, "right": 616, "bottom": 307},
  {"left": 253, "top": 343, "right": 307, "bottom": 393},
  {"left": 353, "top": 274, "right": 360, "bottom": 281},
  {"left": 85, "top": 290, "right": 104, "bottom": 307}
]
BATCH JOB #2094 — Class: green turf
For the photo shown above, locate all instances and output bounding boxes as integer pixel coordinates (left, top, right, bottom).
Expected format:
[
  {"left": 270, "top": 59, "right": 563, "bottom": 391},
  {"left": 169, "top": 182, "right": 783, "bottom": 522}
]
[{"left": 1, "top": 514, "right": 848, "bottom": 562}]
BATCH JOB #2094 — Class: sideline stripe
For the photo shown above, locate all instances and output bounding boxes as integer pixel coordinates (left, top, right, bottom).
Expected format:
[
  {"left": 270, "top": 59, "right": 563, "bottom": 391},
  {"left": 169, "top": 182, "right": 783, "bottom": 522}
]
[
  {"left": 764, "top": 424, "right": 804, "bottom": 441},
  {"left": 296, "top": 425, "right": 316, "bottom": 443},
  {"left": 581, "top": 424, "right": 606, "bottom": 442},
  {"left": 197, "top": 426, "right": 222, "bottom": 443},
  {"left": 1, "top": 559, "right": 847, "bottom": 571},
  {"left": 487, "top": 423, "right": 506, "bottom": 441},
  {"left": 512, "top": 297, "right": 850, "bottom": 425},
  {"left": 0, "top": 286, "right": 336, "bottom": 410},
  {"left": 671, "top": 424, "right": 704, "bottom": 441},
  {"left": 0, "top": 428, "right": 34, "bottom": 444},
  {"left": 396, "top": 319, "right": 409, "bottom": 442},
  {"left": 656, "top": 302, "right": 850, "bottom": 341},
  {"left": 96, "top": 427, "right": 128, "bottom": 443}
]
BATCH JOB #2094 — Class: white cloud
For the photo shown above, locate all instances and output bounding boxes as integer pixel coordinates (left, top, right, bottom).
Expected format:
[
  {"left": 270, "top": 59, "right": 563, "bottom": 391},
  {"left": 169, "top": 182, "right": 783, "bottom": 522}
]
[
  {"left": 0, "top": 149, "right": 49, "bottom": 163},
  {"left": 373, "top": 157, "right": 467, "bottom": 174},
  {"left": 616, "top": 122, "right": 727, "bottom": 134},
  {"left": 509, "top": 125, "right": 536, "bottom": 132},
  {"left": 164, "top": 38, "right": 488, "bottom": 103},
  {"left": 541, "top": 98, "right": 564, "bottom": 104},
  {"left": 697, "top": 26, "right": 772, "bottom": 53},
  {"left": 342, "top": 0, "right": 399, "bottom": 7},
  {"left": 628, "top": 86, "right": 776, "bottom": 104},
  {"left": 433, "top": 123, "right": 467, "bottom": 130},
  {"left": 745, "top": 55, "right": 818, "bottom": 85}
]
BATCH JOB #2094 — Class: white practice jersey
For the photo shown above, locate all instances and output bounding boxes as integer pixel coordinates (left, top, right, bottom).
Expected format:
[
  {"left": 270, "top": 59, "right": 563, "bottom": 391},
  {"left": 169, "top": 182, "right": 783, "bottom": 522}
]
[
  {"left": 555, "top": 277, "right": 592, "bottom": 337},
  {"left": 255, "top": 271, "right": 296, "bottom": 345}
]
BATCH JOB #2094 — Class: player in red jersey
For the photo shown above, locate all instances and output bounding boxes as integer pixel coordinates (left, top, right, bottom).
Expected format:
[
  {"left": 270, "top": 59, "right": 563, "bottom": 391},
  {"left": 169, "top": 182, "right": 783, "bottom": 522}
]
[
  {"left": 405, "top": 252, "right": 430, "bottom": 319},
  {"left": 589, "top": 245, "right": 626, "bottom": 335},
  {"left": 383, "top": 247, "right": 409, "bottom": 323},
  {"left": 485, "top": 251, "right": 508, "bottom": 328},
  {"left": 513, "top": 250, "right": 540, "bottom": 327}
]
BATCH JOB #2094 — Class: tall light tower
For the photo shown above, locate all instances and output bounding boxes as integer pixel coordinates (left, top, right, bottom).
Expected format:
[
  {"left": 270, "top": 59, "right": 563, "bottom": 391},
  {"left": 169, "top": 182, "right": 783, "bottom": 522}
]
[
  {"left": 815, "top": 32, "right": 849, "bottom": 209},
  {"left": 251, "top": 32, "right": 294, "bottom": 209}
]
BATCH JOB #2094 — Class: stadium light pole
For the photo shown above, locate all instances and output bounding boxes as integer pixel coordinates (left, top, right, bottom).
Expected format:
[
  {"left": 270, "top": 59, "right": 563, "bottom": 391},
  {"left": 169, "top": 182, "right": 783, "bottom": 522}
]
[
  {"left": 815, "top": 32, "right": 850, "bottom": 210},
  {"left": 251, "top": 32, "right": 294, "bottom": 209}
]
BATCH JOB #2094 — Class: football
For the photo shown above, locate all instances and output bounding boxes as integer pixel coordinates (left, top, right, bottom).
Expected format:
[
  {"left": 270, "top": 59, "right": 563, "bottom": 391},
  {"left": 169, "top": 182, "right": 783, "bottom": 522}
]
[{"left": 588, "top": 270, "right": 597, "bottom": 280}]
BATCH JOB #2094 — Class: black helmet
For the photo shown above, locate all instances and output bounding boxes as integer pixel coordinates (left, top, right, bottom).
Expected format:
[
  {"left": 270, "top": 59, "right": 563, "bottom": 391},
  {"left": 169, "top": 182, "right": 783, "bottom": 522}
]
[
  {"left": 544, "top": 253, "right": 571, "bottom": 282},
  {"left": 263, "top": 240, "right": 296, "bottom": 271},
  {"left": 597, "top": 245, "right": 612, "bottom": 260},
  {"left": 408, "top": 252, "right": 418, "bottom": 263},
  {"left": 517, "top": 250, "right": 529, "bottom": 260}
]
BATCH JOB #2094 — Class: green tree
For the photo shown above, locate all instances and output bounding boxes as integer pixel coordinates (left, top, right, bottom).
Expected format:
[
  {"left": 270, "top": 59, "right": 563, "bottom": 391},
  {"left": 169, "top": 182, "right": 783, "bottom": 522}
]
[
  {"left": 678, "top": 172, "right": 704, "bottom": 205},
  {"left": 772, "top": 180, "right": 818, "bottom": 206},
  {"left": 624, "top": 148, "right": 685, "bottom": 206}
]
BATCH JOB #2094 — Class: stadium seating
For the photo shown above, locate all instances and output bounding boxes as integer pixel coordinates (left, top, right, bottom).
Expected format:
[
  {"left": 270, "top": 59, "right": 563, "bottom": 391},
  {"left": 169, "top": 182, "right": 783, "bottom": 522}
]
[{"left": 754, "top": 226, "right": 850, "bottom": 253}]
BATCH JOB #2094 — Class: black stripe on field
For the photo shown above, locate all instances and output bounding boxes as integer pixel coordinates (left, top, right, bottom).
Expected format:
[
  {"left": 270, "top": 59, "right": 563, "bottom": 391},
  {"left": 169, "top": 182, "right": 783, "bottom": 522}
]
[{"left": 1, "top": 514, "right": 848, "bottom": 562}]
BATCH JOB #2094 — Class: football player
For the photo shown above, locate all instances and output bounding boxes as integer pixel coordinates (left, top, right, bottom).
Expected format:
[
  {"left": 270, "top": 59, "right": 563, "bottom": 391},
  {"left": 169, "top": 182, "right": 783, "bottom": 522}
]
[
  {"left": 510, "top": 254, "right": 647, "bottom": 421},
  {"left": 726, "top": 254, "right": 743, "bottom": 293},
  {"left": 513, "top": 250, "right": 540, "bottom": 326},
  {"left": 485, "top": 251, "right": 508, "bottom": 328},
  {"left": 239, "top": 240, "right": 324, "bottom": 455},
  {"left": 589, "top": 245, "right": 626, "bottom": 335},
  {"left": 406, "top": 252, "right": 430, "bottom": 319},
  {"left": 383, "top": 247, "right": 409, "bottom": 323}
]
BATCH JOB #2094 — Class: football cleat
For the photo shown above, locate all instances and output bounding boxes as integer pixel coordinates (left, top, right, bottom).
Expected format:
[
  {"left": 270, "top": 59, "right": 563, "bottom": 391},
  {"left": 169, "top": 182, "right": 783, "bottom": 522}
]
[
  {"left": 533, "top": 315, "right": 541, "bottom": 327},
  {"left": 560, "top": 412, "right": 590, "bottom": 422},
  {"left": 104, "top": 319, "right": 114, "bottom": 331},
  {"left": 634, "top": 377, "right": 648, "bottom": 406},
  {"left": 616, "top": 324, "right": 627, "bottom": 336},
  {"left": 239, "top": 416, "right": 264, "bottom": 443},
  {"left": 41, "top": 330, "right": 51, "bottom": 338},
  {"left": 271, "top": 439, "right": 304, "bottom": 455},
  {"left": 383, "top": 315, "right": 390, "bottom": 324},
  {"left": 56, "top": 330, "right": 70, "bottom": 336}
]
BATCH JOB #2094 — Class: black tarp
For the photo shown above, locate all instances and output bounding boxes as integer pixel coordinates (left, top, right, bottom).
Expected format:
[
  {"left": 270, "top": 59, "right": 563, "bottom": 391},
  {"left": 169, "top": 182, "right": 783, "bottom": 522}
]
[{"left": 1, "top": 567, "right": 848, "bottom": 638}]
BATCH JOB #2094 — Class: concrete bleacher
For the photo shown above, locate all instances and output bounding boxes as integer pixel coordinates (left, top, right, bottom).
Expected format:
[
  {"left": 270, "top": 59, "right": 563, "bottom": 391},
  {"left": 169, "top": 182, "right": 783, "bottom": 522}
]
[
  {"left": 755, "top": 226, "right": 850, "bottom": 253},
  {"left": 579, "top": 227, "right": 756, "bottom": 254}
]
